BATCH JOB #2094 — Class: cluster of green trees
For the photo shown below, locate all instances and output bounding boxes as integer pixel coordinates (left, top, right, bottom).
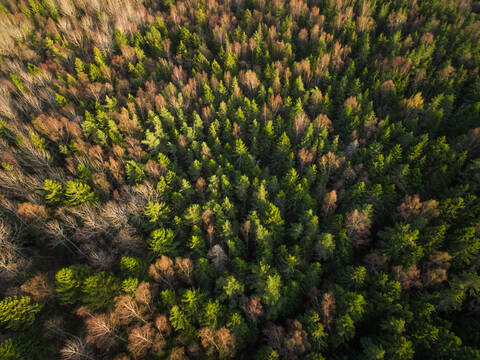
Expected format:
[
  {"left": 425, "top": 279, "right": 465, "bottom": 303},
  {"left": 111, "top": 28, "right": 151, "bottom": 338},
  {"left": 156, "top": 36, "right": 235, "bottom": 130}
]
[{"left": 0, "top": 0, "right": 479, "bottom": 358}]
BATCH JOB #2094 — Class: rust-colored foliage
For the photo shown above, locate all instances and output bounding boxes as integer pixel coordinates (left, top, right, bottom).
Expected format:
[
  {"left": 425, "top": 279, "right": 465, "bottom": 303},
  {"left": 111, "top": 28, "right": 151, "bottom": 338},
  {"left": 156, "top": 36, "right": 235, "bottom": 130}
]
[
  {"left": 242, "top": 296, "right": 264, "bottom": 323},
  {"left": 20, "top": 272, "right": 55, "bottom": 301},
  {"left": 17, "top": 202, "right": 48, "bottom": 222},
  {"left": 322, "top": 190, "right": 337, "bottom": 216},
  {"left": 199, "top": 327, "right": 236, "bottom": 358},
  {"left": 321, "top": 293, "right": 336, "bottom": 328}
]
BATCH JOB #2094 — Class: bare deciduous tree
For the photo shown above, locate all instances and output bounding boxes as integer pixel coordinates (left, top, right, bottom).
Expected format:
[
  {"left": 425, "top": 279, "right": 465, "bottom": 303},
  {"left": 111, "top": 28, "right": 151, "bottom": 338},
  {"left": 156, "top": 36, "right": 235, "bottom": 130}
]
[
  {"left": 60, "top": 337, "right": 94, "bottom": 360},
  {"left": 175, "top": 257, "right": 194, "bottom": 284},
  {"left": 208, "top": 244, "right": 227, "bottom": 273},
  {"left": 264, "top": 323, "right": 285, "bottom": 352},
  {"left": 168, "top": 346, "right": 187, "bottom": 360},
  {"left": 345, "top": 209, "right": 371, "bottom": 246},
  {"left": 364, "top": 251, "right": 388, "bottom": 272},
  {"left": 239, "top": 70, "right": 259, "bottom": 94},
  {"left": 127, "top": 324, "right": 165, "bottom": 359},
  {"left": 292, "top": 113, "right": 309, "bottom": 142},
  {"left": 113, "top": 295, "right": 149, "bottom": 326},
  {"left": 199, "top": 327, "right": 236, "bottom": 358}
]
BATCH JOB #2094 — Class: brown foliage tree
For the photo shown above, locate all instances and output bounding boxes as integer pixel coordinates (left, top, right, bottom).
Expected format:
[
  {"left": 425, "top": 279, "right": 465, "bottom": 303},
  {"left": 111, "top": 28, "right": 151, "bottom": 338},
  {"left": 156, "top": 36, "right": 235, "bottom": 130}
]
[
  {"left": 392, "top": 266, "right": 422, "bottom": 290},
  {"left": 322, "top": 190, "right": 337, "bottom": 216},
  {"left": 283, "top": 319, "right": 311, "bottom": 359},
  {"left": 242, "top": 296, "right": 264, "bottom": 323},
  {"left": 199, "top": 327, "right": 236, "bottom": 358},
  {"left": 321, "top": 292, "right": 336, "bottom": 328},
  {"left": 264, "top": 323, "right": 285, "bottom": 352},
  {"left": 397, "top": 194, "right": 422, "bottom": 221},
  {"left": 155, "top": 314, "right": 172, "bottom": 337},
  {"left": 135, "top": 282, "right": 154, "bottom": 310},
  {"left": 20, "top": 272, "right": 54, "bottom": 301},
  {"left": 149, "top": 256, "right": 175, "bottom": 287},
  {"left": 195, "top": 177, "right": 206, "bottom": 196},
  {"left": 168, "top": 346, "right": 188, "bottom": 360},
  {"left": 397, "top": 195, "right": 439, "bottom": 221},
  {"left": 423, "top": 268, "right": 448, "bottom": 287},
  {"left": 297, "top": 148, "right": 315, "bottom": 173},
  {"left": 318, "top": 152, "right": 343, "bottom": 178},
  {"left": 423, "top": 251, "right": 451, "bottom": 287}
]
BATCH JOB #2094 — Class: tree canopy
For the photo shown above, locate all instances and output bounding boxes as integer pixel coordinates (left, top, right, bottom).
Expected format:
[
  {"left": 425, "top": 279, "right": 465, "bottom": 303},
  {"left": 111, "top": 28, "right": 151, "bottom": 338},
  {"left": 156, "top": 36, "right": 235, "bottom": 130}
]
[{"left": 0, "top": 0, "right": 480, "bottom": 358}]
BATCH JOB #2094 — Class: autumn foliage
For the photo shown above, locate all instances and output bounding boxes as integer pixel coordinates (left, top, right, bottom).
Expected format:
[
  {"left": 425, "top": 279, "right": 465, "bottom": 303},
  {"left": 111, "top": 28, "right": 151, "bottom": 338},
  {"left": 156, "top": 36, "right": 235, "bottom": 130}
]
[{"left": 0, "top": 0, "right": 480, "bottom": 359}]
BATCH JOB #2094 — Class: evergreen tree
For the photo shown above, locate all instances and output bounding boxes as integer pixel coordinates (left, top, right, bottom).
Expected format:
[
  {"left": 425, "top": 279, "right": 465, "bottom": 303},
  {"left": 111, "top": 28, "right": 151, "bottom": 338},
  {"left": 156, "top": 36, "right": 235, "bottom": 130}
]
[{"left": 0, "top": 296, "right": 42, "bottom": 330}]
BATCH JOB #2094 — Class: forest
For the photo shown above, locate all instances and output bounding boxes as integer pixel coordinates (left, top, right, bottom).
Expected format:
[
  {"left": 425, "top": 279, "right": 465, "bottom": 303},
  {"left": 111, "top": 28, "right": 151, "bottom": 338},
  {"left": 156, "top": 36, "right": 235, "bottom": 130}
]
[{"left": 0, "top": 0, "right": 480, "bottom": 358}]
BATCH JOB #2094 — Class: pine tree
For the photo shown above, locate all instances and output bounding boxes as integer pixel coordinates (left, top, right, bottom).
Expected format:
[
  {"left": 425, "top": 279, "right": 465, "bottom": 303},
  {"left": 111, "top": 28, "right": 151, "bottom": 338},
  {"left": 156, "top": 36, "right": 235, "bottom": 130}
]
[
  {"left": 44, "top": 179, "right": 63, "bottom": 204},
  {"left": 0, "top": 296, "right": 42, "bottom": 330},
  {"left": 81, "top": 272, "right": 121, "bottom": 311},
  {"left": 55, "top": 265, "right": 92, "bottom": 305},
  {"left": 144, "top": 201, "right": 170, "bottom": 224},
  {"left": 148, "top": 228, "right": 179, "bottom": 256},
  {"left": 126, "top": 160, "right": 146, "bottom": 184},
  {"left": 64, "top": 181, "right": 95, "bottom": 206}
]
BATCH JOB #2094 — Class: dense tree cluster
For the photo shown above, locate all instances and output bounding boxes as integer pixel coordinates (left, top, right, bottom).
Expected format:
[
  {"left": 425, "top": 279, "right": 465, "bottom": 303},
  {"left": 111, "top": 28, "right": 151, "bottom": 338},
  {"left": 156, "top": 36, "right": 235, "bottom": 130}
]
[{"left": 0, "top": 0, "right": 480, "bottom": 358}]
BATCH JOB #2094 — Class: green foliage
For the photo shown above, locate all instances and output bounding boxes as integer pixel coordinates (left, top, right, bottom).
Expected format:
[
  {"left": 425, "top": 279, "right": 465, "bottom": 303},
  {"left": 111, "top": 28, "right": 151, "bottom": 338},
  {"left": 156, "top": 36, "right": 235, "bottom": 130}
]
[
  {"left": 449, "top": 227, "right": 480, "bottom": 266},
  {"left": 202, "top": 299, "right": 221, "bottom": 328},
  {"left": 255, "top": 347, "right": 280, "bottom": 360},
  {"left": 147, "top": 228, "right": 178, "bottom": 256},
  {"left": 126, "top": 160, "right": 146, "bottom": 184},
  {"left": 55, "top": 93, "right": 68, "bottom": 108},
  {"left": 0, "top": 336, "right": 42, "bottom": 360},
  {"left": 0, "top": 296, "right": 42, "bottom": 331},
  {"left": 76, "top": 164, "right": 92, "bottom": 181},
  {"left": 121, "top": 277, "right": 139, "bottom": 293},
  {"left": 0, "top": 338, "right": 22, "bottom": 360},
  {"left": 81, "top": 272, "right": 120, "bottom": 311},
  {"left": 82, "top": 109, "right": 123, "bottom": 146},
  {"left": 55, "top": 265, "right": 92, "bottom": 305},
  {"left": 2, "top": 0, "right": 480, "bottom": 358},
  {"left": 144, "top": 201, "right": 170, "bottom": 224},
  {"left": 220, "top": 275, "right": 244, "bottom": 303},
  {"left": 169, "top": 305, "right": 193, "bottom": 335},
  {"left": 301, "top": 310, "right": 327, "bottom": 351},
  {"left": 43, "top": 179, "right": 63, "bottom": 204},
  {"left": 64, "top": 181, "right": 95, "bottom": 206},
  {"left": 379, "top": 224, "right": 423, "bottom": 267},
  {"left": 10, "top": 74, "right": 27, "bottom": 92},
  {"left": 314, "top": 233, "right": 336, "bottom": 261},
  {"left": 263, "top": 273, "right": 282, "bottom": 311},
  {"left": 120, "top": 256, "right": 145, "bottom": 277}
]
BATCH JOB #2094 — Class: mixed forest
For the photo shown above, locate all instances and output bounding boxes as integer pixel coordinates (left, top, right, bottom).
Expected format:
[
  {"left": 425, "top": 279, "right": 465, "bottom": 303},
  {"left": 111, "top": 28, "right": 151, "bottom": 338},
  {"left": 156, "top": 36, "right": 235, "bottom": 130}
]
[{"left": 1, "top": 0, "right": 480, "bottom": 358}]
